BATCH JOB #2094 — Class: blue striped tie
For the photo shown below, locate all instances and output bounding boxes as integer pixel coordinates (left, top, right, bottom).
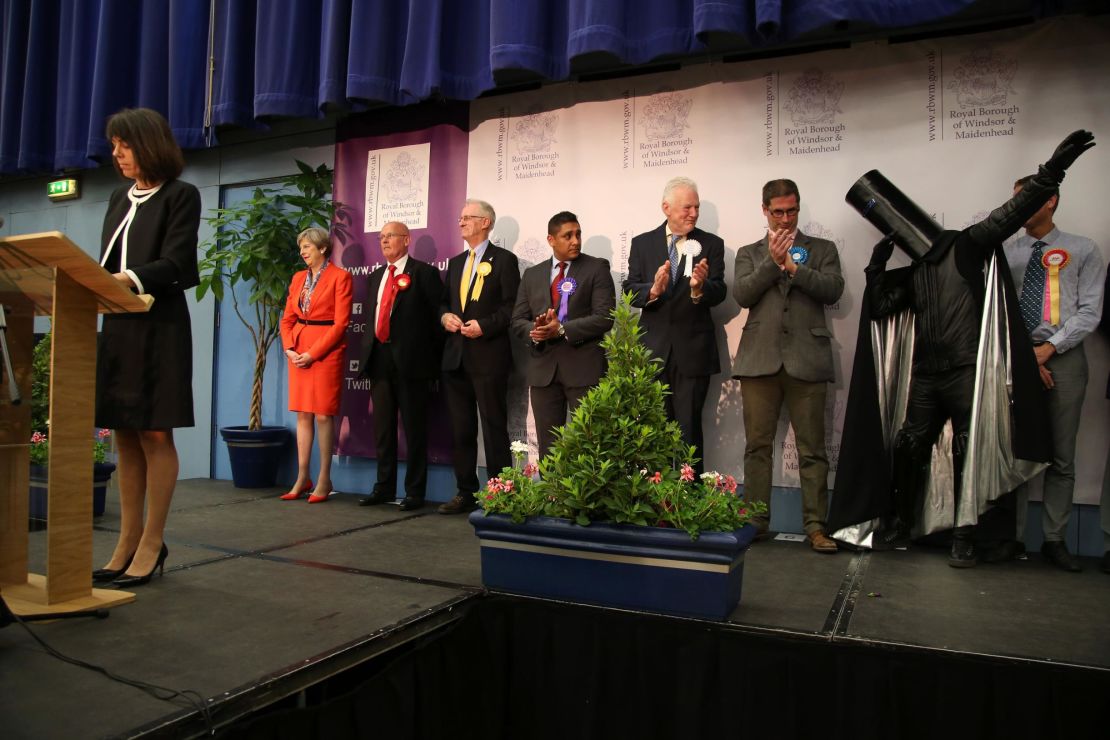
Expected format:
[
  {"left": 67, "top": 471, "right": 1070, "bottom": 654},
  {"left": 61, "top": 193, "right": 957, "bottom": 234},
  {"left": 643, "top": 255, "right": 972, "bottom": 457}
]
[
  {"left": 1018, "top": 240, "right": 1046, "bottom": 334},
  {"left": 669, "top": 234, "right": 680, "bottom": 285}
]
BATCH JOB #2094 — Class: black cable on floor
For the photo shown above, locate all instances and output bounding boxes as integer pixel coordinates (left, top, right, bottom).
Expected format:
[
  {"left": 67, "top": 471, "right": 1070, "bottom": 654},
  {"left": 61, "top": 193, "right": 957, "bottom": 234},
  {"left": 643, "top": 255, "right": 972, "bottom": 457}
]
[{"left": 6, "top": 602, "right": 216, "bottom": 736}]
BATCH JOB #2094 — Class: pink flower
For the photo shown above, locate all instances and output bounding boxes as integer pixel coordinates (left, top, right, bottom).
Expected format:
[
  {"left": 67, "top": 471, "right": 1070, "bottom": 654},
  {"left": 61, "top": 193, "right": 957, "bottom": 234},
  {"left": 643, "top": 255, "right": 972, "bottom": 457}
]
[
  {"left": 503, "top": 480, "right": 514, "bottom": 492},
  {"left": 650, "top": 471, "right": 662, "bottom": 484},
  {"left": 522, "top": 463, "right": 538, "bottom": 478},
  {"left": 485, "top": 494, "right": 495, "bottom": 501},
  {"left": 31, "top": 431, "right": 47, "bottom": 444},
  {"left": 97, "top": 428, "right": 112, "bottom": 440},
  {"left": 680, "top": 464, "right": 695, "bottom": 482}
]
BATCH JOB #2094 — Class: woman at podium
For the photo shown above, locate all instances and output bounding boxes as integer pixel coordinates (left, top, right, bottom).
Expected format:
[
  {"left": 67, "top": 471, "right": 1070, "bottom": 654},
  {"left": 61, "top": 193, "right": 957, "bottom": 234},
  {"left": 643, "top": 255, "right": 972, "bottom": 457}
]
[
  {"left": 92, "top": 108, "right": 200, "bottom": 587},
  {"left": 279, "top": 228, "right": 352, "bottom": 503}
]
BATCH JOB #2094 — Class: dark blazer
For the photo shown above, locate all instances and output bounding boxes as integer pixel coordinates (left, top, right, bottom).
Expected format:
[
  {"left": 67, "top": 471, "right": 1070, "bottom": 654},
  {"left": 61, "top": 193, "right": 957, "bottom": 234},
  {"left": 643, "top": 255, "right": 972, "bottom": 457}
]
[
  {"left": 622, "top": 223, "right": 727, "bottom": 376},
  {"left": 439, "top": 242, "right": 520, "bottom": 375},
  {"left": 100, "top": 179, "right": 201, "bottom": 296},
  {"left": 731, "top": 231, "right": 844, "bottom": 383},
  {"left": 511, "top": 253, "right": 616, "bottom": 388},
  {"left": 361, "top": 257, "right": 443, "bottom": 381}
]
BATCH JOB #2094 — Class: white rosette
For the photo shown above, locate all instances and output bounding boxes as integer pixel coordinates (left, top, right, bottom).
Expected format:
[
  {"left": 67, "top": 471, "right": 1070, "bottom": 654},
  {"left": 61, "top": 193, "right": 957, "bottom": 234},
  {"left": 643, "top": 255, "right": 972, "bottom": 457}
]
[{"left": 682, "top": 239, "right": 702, "bottom": 277}]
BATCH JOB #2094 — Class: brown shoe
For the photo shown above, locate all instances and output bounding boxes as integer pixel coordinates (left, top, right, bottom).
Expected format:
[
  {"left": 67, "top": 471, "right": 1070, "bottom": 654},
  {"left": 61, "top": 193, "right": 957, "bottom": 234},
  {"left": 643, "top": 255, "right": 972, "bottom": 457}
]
[
  {"left": 437, "top": 493, "right": 477, "bottom": 515},
  {"left": 806, "top": 531, "right": 838, "bottom": 553}
]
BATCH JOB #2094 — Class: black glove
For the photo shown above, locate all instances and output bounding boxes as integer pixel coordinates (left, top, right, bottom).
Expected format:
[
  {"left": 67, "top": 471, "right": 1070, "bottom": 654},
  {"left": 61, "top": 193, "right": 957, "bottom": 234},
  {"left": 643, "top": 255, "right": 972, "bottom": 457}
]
[
  {"left": 869, "top": 236, "right": 895, "bottom": 267},
  {"left": 1044, "top": 129, "right": 1095, "bottom": 180}
]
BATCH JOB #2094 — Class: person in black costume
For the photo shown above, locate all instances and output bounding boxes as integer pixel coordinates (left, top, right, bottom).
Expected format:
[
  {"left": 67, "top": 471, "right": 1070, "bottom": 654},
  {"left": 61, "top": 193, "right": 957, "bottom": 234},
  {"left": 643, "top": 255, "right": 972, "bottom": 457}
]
[
  {"left": 92, "top": 108, "right": 201, "bottom": 587},
  {"left": 838, "top": 130, "right": 1094, "bottom": 568}
]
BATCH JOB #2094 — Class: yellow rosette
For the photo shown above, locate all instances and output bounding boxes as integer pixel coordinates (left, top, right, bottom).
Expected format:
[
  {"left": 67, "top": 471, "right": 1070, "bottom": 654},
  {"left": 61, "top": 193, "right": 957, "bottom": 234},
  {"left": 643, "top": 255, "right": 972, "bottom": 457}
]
[
  {"left": 472, "top": 260, "right": 492, "bottom": 302},
  {"left": 1041, "top": 248, "right": 1069, "bottom": 326}
]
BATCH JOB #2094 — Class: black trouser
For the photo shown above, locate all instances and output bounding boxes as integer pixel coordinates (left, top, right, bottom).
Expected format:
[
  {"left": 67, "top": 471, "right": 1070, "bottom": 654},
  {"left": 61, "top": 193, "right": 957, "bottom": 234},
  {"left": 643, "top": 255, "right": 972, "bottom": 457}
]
[
  {"left": 659, "top": 357, "right": 710, "bottom": 475},
  {"left": 891, "top": 366, "right": 974, "bottom": 536},
  {"left": 369, "top": 348, "right": 430, "bottom": 499},
  {"left": 442, "top": 367, "right": 511, "bottom": 495}
]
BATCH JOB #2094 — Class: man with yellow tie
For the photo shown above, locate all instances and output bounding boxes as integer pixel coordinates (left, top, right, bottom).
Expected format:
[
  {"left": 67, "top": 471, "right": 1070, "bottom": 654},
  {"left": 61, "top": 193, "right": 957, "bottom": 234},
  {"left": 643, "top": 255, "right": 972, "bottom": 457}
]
[{"left": 438, "top": 199, "right": 521, "bottom": 514}]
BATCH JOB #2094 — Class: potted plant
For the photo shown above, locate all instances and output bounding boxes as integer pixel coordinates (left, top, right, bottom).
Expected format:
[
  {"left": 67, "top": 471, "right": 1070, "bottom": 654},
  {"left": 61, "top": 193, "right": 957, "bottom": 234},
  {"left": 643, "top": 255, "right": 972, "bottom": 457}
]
[
  {"left": 196, "top": 161, "right": 350, "bottom": 488},
  {"left": 469, "top": 294, "right": 765, "bottom": 620},
  {"left": 27, "top": 331, "right": 116, "bottom": 522}
]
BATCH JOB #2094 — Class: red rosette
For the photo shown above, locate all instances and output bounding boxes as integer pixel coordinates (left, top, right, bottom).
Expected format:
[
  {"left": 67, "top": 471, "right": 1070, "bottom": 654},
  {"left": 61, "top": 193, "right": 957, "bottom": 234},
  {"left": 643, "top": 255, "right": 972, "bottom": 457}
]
[
  {"left": 1041, "top": 248, "right": 1069, "bottom": 270},
  {"left": 395, "top": 273, "right": 412, "bottom": 291}
]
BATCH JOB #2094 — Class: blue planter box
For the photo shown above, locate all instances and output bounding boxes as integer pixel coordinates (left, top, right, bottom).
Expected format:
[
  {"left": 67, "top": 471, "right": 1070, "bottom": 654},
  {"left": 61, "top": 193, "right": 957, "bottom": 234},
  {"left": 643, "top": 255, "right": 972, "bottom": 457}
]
[
  {"left": 468, "top": 512, "right": 757, "bottom": 620},
  {"left": 29, "top": 462, "right": 115, "bottom": 522}
]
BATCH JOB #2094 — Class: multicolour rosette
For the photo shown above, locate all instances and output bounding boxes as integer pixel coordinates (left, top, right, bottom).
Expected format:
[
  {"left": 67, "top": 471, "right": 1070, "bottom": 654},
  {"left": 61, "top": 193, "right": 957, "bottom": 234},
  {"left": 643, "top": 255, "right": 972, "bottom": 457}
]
[
  {"left": 1041, "top": 248, "right": 1069, "bottom": 326},
  {"left": 682, "top": 239, "right": 702, "bottom": 277},
  {"left": 788, "top": 245, "right": 809, "bottom": 265},
  {"left": 394, "top": 273, "right": 412, "bottom": 291},
  {"left": 557, "top": 276, "right": 577, "bottom": 322},
  {"left": 472, "top": 260, "right": 492, "bottom": 301}
]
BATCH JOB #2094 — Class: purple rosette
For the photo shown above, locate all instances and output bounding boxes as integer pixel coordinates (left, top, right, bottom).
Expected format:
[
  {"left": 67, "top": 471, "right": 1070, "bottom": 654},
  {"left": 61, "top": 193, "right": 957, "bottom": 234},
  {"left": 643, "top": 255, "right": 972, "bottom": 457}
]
[{"left": 557, "top": 277, "right": 578, "bottom": 322}]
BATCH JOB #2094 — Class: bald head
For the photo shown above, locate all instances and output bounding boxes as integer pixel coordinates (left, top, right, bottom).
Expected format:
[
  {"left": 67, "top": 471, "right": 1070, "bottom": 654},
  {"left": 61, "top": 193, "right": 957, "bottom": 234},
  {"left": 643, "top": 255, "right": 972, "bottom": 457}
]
[{"left": 380, "top": 221, "right": 411, "bottom": 263}]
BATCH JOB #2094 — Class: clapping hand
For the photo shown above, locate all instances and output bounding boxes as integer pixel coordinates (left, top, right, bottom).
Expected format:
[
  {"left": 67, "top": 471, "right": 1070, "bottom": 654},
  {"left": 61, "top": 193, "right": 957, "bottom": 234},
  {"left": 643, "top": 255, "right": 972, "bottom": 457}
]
[{"left": 649, "top": 261, "right": 670, "bottom": 300}]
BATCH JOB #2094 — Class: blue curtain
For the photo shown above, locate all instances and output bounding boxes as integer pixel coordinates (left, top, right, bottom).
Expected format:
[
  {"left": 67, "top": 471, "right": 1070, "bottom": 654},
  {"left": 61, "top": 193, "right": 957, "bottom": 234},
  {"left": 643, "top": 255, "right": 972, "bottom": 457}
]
[
  {"left": 0, "top": 0, "right": 207, "bottom": 173},
  {"left": 2, "top": 0, "right": 1052, "bottom": 175}
]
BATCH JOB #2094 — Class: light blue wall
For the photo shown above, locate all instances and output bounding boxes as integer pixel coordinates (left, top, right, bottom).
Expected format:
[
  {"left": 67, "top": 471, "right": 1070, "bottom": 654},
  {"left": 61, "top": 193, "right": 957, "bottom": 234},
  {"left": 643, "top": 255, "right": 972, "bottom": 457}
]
[
  {"left": 1, "top": 121, "right": 460, "bottom": 502},
  {"left": 0, "top": 160, "right": 216, "bottom": 478}
]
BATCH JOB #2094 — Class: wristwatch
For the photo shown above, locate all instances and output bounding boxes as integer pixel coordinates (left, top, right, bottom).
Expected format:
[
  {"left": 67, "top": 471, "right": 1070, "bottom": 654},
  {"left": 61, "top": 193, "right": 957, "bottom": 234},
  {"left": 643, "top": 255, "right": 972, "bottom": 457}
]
[{"left": 557, "top": 325, "right": 566, "bottom": 340}]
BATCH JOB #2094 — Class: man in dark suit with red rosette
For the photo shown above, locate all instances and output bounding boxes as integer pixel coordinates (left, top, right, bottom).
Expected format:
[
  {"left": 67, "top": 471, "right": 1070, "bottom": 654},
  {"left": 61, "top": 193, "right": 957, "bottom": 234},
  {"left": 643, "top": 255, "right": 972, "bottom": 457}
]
[
  {"left": 623, "top": 176, "right": 727, "bottom": 474},
  {"left": 512, "top": 211, "right": 615, "bottom": 458},
  {"left": 438, "top": 199, "right": 521, "bottom": 513},
  {"left": 359, "top": 222, "right": 443, "bottom": 511}
]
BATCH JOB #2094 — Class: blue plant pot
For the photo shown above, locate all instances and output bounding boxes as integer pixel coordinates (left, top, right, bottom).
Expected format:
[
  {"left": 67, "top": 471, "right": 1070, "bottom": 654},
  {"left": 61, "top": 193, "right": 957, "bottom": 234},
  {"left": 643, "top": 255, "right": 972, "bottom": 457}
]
[
  {"left": 220, "top": 426, "right": 290, "bottom": 488},
  {"left": 29, "top": 462, "right": 115, "bottom": 523},
  {"left": 468, "top": 512, "right": 757, "bottom": 620}
]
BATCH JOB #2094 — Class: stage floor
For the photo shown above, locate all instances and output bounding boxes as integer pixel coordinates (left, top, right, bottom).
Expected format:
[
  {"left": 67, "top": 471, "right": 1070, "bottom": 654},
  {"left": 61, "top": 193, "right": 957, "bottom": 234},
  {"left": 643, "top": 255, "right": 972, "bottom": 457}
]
[{"left": 2, "top": 479, "right": 1108, "bottom": 738}]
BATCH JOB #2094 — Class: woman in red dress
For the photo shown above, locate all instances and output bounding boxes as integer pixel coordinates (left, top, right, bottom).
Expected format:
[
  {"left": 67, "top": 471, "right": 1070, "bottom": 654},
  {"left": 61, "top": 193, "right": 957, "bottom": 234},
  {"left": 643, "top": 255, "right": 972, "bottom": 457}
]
[{"left": 279, "top": 227, "right": 352, "bottom": 502}]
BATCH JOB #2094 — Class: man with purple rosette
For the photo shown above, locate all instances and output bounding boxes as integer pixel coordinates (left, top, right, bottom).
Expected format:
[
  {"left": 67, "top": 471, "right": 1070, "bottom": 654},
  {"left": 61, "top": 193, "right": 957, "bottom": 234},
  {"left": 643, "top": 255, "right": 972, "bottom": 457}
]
[
  {"left": 624, "top": 177, "right": 727, "bottom": 474},
  {"left": 997, "top": 171, "right": 1105, "bottom": 571},
  {"left": 512, "top": 211, "right": 615, "bottom": 459}
]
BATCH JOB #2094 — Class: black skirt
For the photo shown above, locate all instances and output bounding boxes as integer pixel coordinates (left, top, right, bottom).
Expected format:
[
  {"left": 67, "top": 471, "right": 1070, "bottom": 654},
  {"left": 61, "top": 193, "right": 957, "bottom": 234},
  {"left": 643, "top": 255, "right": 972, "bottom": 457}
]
[{"left": 95, "top": 291, "right": 195, "bottom": 430}]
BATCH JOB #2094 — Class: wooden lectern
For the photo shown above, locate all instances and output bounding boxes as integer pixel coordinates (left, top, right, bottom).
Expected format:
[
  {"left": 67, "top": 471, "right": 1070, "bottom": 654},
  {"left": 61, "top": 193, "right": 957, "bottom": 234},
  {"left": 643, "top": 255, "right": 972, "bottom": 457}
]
[{"left": 1, "top": 231, "right": 152, "bottom": 614}]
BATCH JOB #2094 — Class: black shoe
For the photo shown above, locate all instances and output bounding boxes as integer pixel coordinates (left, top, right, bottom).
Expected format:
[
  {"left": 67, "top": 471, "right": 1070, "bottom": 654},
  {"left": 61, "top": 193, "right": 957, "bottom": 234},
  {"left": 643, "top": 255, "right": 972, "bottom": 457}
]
[
  {"left": 93, "top": 551, "right": 135, "bottom": 583},
  {"left": 948, "top": 537, "right": 977, "bottom": 568},
  {"left": 437, "top": 493, "right": 477, "bottom": 515},
  {"left": 873, "top": 525, "right": 912, "bottom": 551},
  {"left": 1041, "top": 540, "right": 1081, "bottom": 572},
  {"left": 398, "top": 496, "right": 425, "bottom": 511},
  {"left": 359, "top": 489, "right": 393, "bottom": 506},
  {"left": 1102, "top": 551, "right": 1110, "bottom": 574},
  {"left": 981, "top": 540, "right": 1027, "bottom": 564},
  {"left": 113, "top": 543, "right": 169, "bottom": 588}
]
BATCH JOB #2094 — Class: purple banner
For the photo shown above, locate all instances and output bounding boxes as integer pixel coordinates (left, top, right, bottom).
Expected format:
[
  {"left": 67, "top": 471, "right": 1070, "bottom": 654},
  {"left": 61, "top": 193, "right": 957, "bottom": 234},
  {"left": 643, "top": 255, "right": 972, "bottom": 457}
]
[{"left": 332, "top": 107, "right": 470, "bottom": 462}]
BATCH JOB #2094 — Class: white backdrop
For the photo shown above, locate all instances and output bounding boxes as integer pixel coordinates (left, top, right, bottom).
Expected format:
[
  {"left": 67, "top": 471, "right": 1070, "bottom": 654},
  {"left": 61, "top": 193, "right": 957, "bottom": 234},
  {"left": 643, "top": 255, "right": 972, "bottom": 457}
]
[{"left": 465, "top": 17, "right": 1110, "bottom": 504}]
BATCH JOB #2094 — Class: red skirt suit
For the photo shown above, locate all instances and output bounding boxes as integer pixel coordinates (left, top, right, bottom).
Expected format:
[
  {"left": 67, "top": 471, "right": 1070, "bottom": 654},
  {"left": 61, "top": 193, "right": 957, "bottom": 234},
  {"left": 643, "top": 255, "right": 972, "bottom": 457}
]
[{"left": 280, "top": 265, "right": 353, "bottom": 415}]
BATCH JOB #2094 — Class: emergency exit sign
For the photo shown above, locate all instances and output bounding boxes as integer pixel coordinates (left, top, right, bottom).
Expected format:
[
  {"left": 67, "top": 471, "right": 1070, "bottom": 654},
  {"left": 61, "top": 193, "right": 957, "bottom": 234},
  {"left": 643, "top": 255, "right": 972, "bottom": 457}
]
[{"left": 47, "top": 178, "right": 79, "bottom": 201}]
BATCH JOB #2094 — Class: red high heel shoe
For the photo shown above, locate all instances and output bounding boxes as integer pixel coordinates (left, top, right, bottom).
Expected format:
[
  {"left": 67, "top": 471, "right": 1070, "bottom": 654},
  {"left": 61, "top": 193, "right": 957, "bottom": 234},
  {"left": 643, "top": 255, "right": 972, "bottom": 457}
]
[
  {"left": 307, "top": 487, "right": 332, "bottom": 503},
  {"left": 280, "top": 480, "right": 313, "bottom": 500}
]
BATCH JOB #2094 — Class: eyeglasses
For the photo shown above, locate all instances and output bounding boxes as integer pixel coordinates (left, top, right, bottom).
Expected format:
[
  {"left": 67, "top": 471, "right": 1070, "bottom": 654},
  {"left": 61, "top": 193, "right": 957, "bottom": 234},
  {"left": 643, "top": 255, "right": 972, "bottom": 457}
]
[
  {"left": 459, "top": 215, "right": 488, "bottom": 222},
  {"left": 768, "top": 207, "right": 800, "bottom": 219},
  {"left": 380, "top": 233, "right": 407, "bottom": 241}
]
